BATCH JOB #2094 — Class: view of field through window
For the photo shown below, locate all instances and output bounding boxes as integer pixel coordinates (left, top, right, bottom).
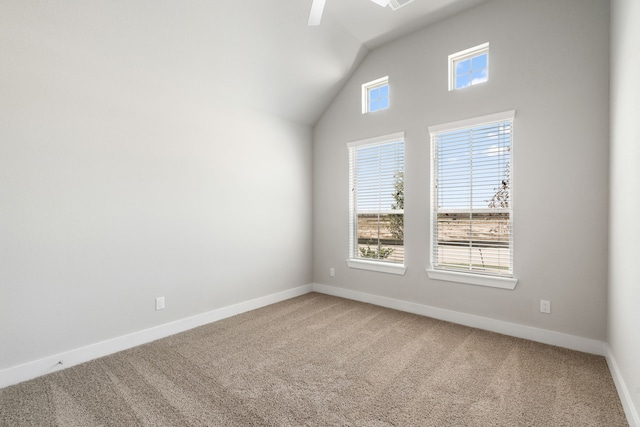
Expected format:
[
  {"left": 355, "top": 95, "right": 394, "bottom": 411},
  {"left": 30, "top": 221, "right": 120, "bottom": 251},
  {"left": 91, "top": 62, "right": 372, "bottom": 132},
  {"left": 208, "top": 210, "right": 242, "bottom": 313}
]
[
  {"left": 351, "top": 141, "right": 404, "bottom": 264},
  {"left": 350, "top": 118, "right": 512, "bottom": 274},
  {"left": 435, "top": 212, "right": 510, "bottom": 273},
  {"left": 356, "top": 212, "right": 404, "bottom": 263},
  {"left": 432, "top": 117, "right": 513, "bottom": 276}
]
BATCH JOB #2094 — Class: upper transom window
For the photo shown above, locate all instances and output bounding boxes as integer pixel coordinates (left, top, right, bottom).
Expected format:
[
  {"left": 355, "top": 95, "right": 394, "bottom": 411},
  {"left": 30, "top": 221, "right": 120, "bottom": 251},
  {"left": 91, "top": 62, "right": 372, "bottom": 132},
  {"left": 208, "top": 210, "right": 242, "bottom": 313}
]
[
  {"left": 449, "top": 43, "right": 489, "bottom": 91},
  {"left": 362, "top": 76, "right": 389, "bottom": 114}
]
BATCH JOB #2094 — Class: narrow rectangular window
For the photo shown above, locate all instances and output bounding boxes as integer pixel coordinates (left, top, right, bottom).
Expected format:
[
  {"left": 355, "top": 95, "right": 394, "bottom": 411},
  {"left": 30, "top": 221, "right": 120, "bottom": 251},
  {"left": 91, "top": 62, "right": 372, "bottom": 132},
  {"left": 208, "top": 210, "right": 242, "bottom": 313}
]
[
  {"left": 348, "top": 133, "right": 405, "bottom": 274},
  {"left": 429, "top": 111, "right": 515, "bottom": 284}
]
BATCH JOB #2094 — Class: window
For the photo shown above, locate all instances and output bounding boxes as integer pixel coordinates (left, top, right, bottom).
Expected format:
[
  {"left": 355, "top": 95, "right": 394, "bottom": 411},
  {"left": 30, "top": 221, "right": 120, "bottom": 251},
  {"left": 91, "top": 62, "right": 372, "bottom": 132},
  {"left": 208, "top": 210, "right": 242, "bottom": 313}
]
[
  {"left": 362, "top": 76, "right": 389, "bottom": 114},
  {"left": 449, "top": 43, "right": 489, "bottom": 91},
  {"left": 348, "top": 132, "right": 405, "bottom": 275},
  {"left": 428, "top": 111, "right": 517, "bottom": 289}
]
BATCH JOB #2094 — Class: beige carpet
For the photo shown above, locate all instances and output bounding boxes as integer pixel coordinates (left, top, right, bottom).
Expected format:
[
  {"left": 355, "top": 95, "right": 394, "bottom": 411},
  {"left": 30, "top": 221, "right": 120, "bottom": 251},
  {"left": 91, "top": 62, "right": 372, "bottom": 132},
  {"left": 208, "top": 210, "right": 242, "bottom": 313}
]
[{"left": 0, "top": 293, "right": 628, "bottom": 426}]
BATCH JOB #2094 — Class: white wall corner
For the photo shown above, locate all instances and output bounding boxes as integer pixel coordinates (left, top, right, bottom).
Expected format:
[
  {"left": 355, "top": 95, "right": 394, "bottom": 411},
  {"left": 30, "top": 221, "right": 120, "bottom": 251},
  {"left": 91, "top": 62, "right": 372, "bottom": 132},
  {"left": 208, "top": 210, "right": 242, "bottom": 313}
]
[
  {"left": 605, "top": 346, "right": 640, "bottom": 427},
  {"left": 0, "top": 284, "right": 314, "bottom": 390}
]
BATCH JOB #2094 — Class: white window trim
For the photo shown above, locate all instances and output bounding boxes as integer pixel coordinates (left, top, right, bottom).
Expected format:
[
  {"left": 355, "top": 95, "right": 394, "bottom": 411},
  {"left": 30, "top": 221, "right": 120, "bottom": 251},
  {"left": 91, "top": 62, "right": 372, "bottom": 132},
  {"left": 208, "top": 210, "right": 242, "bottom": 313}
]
[
  {"left": 362, "top": 76, "right": 389, "bottom": 114},
  {"left": 347, "top": 131, "right": 404, "bottom": 150},
  {"left": 448, "top": 42, "right": 489, "bottom": 91},
  {"left": 428, "top": 110, "right": 517, "bottom": 290},
  {"left": 348, "top": 131, "right": 405, "bottom": 274},
  {"left": 348, "top": 259, "right": 407, "bottom": 275},
  {"left": 428, "top": 110, "right": 514, "bottom": 134},
  {"left": 426, "top": 269, "right": 517, "bottom": 289}
]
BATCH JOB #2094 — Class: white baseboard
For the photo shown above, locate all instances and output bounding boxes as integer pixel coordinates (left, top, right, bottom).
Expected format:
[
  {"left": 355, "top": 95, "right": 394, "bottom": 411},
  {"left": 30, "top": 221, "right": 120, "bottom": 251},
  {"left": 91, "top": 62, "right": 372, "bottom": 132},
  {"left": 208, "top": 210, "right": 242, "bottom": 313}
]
[
  {"left": 312, "top": 283, "right": 607, "bottom": 356},
  {"left": 606, "top": 346, "right": 640, "bottom": 427},
  {"left": 312, "top": 284, "right": 640, "bottom": 423},
  {"left": 314, "top": 282, "right": 636, "bottom": 426},
  {"left": 0, "top": 284, "right": 313, "bottom": 389},
  {"left": 4, "top": 282, "right": 635, "bottom": 427}
]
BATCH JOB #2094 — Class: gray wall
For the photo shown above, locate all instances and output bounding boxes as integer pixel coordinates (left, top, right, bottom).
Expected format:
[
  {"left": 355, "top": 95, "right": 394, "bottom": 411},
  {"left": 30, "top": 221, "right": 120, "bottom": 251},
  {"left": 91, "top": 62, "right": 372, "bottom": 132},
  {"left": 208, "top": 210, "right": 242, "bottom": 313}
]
[
  {"left": 610, "top": 0, "right": 640, "bottom": 416},
  {"left": 0, "top": 5, "right": 312, "bottom": 370},
  {"left": 313, "top": 0, "right": 610, "bottom": 340}
]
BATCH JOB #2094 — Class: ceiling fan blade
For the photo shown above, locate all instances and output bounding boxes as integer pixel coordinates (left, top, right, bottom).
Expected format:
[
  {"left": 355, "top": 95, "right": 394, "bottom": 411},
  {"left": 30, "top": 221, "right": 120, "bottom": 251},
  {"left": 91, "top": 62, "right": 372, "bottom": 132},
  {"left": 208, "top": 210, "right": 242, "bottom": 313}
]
[
  {"left": 370, "top": 0, "right": 391, "bottom": 6},
  {"left": 308, "top": 0, "right": 326, "bottom": 26}
]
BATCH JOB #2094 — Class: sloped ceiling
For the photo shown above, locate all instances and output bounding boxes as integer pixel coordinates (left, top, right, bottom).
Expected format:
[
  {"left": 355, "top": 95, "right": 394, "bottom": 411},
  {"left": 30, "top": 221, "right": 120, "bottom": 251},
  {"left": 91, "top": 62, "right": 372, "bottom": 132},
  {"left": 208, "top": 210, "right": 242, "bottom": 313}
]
[{"left": 1, "top": 0, "right": 486, "bottom": 126}]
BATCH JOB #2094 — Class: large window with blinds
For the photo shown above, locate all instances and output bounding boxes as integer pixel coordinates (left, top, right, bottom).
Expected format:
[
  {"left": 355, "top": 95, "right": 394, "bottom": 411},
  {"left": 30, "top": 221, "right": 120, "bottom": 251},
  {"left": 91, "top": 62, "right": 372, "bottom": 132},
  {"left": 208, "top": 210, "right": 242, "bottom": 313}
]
[
  {"left": 428, "top": 111, "right": 516, "bottom": 287},
  {"left": 348, "top": 132, "right": 405, "bottom": 275}
]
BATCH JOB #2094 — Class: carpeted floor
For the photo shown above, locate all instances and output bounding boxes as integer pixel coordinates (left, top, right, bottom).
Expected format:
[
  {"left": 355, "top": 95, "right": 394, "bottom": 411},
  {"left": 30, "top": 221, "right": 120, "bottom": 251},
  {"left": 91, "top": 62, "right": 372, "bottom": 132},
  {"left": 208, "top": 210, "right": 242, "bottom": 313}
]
[{"left": 0, "top": 292, "right": 628, "bottom": 426}]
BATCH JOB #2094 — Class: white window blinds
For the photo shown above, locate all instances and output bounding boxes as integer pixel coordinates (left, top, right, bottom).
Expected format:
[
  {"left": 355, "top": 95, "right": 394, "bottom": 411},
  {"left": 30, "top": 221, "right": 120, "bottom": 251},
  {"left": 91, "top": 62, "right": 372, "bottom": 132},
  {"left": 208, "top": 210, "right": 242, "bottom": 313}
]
[
  {"left": 429, "top": 111, "right": 514, "bottom": 276},
  {"left": 348, "top": 133, "right": 404, "bottom": 264}
]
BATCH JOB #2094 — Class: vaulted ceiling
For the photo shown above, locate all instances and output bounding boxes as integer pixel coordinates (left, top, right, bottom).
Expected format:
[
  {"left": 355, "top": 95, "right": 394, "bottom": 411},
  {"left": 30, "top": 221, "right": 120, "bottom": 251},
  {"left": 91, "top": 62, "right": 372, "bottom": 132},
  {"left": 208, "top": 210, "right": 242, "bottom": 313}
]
[{"left": 1, "top": 0, "right": 486, "bottom": 126}]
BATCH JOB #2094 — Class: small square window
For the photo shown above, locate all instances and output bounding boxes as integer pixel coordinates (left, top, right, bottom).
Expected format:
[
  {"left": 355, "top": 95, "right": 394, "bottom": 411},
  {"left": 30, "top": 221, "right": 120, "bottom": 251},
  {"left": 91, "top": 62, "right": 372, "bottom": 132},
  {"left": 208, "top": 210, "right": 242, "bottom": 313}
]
[
  {"left": 362, "top": 76, "right": 389, "bottom": 114},
  {"left": 449, "top": 43, "right": 489, "bottom": 91}
]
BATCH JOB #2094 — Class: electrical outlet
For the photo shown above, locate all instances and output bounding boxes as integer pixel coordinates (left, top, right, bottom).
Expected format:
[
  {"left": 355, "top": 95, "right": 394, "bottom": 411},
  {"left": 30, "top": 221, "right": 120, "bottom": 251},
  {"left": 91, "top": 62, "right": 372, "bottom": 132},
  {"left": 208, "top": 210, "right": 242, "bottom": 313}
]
[
  {"left": 156, "top": 296, "right": 165, "bottom": 311},
  {"left": 540, "top": 299, "right": 551, "bottom": 314},
  {"left": 330, "top": 267, "right": 335, "bottom": 277}
]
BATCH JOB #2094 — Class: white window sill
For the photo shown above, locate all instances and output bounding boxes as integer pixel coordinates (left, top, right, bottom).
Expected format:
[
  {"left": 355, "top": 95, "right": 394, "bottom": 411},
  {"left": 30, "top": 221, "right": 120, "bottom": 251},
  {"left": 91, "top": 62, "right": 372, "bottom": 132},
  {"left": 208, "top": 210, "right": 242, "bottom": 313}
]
[
  {"left": 347, "top": 259, "right": 406, "bottom": 275},
  {"left": 426, "top": 269, "right": 517, "bottom": 290}
]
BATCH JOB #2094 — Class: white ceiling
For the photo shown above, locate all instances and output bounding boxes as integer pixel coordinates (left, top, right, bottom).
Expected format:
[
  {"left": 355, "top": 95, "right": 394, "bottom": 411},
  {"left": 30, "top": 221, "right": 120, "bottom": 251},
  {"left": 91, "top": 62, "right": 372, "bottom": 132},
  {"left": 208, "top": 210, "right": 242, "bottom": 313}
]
[
  {"left": 327, "top": 0, "right": 486, "bottom": 49},
  {"left": 1, "top": 0, "right": 486, "bottom": 126}
]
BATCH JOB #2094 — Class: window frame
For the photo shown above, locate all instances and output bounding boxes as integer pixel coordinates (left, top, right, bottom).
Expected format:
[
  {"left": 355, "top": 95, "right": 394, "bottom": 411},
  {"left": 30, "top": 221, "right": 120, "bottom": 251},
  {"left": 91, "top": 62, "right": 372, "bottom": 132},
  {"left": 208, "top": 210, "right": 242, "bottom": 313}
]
[
  {"left": 362, "top": 76, "right": 390, "bottom": 114},
  {"left": 347, "top": 132, "right": 406, "bottom": 275},
  {"left": 448, "top": 43, "right": 489, "bottom": 91},
  {"left": 427, "top": 111, "right": 517, "bottom": 289}
]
